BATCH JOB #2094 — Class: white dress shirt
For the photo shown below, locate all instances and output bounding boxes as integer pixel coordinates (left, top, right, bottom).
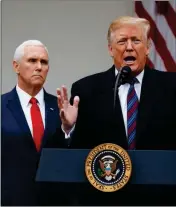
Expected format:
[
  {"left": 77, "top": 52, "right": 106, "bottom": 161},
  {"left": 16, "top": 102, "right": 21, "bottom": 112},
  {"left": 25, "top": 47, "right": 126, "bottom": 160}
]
[
  {"left": 16, "top": 85, "right": 45, "bottom": 137},
  {"left": 16, "top": 85, "right": 72, "bottom": 139},
  {"left": 115, "top": 69, "right": 144, "bottom": 135}
]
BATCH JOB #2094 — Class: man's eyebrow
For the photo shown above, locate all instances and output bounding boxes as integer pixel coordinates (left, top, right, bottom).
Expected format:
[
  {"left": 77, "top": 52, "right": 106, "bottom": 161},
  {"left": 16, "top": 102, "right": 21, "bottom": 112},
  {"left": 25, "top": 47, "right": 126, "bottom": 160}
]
[
  {"left": 117, "top": 37, "right": 128, "bottom": 41},
  {"left": 131, "top": 36, "right": 140, "bottom": 39},
  {"left": 41, "top": 59, "right": 48, "bottom": 63}
]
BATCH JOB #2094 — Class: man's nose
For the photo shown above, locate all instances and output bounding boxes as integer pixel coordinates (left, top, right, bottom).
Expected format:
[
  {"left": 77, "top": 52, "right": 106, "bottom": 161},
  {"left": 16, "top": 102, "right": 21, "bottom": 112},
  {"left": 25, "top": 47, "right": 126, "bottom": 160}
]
[
  {"left": 36, "top": 61, "right": 42, "bottom": 70},
  {"left": 126, "top": 40, "right": 133, "bottom": 52}
]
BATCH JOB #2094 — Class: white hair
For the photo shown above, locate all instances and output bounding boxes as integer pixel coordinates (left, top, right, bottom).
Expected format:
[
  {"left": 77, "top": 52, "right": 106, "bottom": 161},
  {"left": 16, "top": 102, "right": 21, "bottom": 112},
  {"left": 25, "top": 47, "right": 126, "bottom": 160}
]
[{"left": 13, "top": 40, "right": 49, "bottom": 62}]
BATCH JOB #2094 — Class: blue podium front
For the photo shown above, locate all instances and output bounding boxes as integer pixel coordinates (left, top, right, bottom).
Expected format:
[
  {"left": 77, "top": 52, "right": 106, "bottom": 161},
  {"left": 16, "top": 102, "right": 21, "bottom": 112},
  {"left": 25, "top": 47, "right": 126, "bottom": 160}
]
[{"left": 36, "top": 149, "right": 176, "bottom": 205}]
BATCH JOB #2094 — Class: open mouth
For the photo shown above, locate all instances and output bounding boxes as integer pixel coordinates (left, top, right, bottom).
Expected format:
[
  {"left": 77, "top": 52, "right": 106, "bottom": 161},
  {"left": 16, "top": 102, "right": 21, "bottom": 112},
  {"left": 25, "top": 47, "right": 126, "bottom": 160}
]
[{"left": 124, "top": 56, "right": 136, "bottom": 64}]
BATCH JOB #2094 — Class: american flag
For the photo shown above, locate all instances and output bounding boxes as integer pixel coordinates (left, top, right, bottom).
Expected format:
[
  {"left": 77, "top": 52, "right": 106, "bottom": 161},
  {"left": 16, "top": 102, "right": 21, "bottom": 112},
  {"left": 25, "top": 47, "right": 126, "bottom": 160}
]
[{"left": 134, "top": 1, "right": 176, "bottom": 72}]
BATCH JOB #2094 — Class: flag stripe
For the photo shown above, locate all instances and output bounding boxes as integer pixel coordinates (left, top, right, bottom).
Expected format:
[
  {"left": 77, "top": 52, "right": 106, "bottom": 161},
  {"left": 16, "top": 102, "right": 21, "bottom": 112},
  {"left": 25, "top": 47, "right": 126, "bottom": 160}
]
[
  {"left": 135, "top": 1, "right": 176, "bottom": 72},
  {"left": 142, "top": 1, "right": 176, "bottom": 63},
  {"left": 156, "top": 1, "right": 176, "bottom": 37},
  {"left": 149, "top": 39, "right": 167, "bottom": 72},
  {"left": 169, "top": 0, "right": 176, "bottom": 11},
  {"left": 146, "top": 57, "right": 154, "bottom": 69}
]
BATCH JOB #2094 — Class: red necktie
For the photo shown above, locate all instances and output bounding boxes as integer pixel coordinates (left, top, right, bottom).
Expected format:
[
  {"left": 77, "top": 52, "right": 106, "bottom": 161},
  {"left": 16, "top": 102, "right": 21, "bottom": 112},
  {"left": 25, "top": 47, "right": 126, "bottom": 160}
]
[{"left": 30, "top": 97, "right": 44, "bottom": 151}]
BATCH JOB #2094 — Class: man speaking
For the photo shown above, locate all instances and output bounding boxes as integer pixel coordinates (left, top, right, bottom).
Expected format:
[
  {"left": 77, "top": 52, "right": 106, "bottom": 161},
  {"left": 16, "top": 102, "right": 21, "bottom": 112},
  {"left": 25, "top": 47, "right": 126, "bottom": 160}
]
[{"left": 57, "top": 16, "right": 176, "bottom": 205}]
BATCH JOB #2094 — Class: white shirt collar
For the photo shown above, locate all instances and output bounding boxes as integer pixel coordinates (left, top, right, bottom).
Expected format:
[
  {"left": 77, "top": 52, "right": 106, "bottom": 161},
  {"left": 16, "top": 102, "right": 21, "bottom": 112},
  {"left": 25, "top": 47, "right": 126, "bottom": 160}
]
[
  {"left": 115, "top": 67, "right": 144, "bottom": 84},
  {"left": 16, "top": 84, "right": 44, "bottom": 107}
]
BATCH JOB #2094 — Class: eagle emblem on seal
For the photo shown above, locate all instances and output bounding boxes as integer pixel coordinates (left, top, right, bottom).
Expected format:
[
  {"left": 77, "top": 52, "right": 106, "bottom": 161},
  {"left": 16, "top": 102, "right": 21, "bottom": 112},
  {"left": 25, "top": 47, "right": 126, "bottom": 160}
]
[{"left": 98, "top": 155, "right": 120, "bottom": 181}]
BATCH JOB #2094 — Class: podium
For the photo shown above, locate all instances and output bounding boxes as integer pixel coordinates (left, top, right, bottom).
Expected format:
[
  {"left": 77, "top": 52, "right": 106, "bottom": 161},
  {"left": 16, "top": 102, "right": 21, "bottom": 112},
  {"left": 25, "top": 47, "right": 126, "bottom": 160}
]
[{"left": 36, "top": 148, "right": 176, "bottom": 205}]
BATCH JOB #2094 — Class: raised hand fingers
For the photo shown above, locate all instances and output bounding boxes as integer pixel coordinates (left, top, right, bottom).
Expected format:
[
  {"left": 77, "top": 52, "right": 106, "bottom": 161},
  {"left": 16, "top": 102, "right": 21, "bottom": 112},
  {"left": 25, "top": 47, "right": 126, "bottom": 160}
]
[
  {"left": 56, "top": 88, "right": 61, "bottom": 96},
  {"left": 62, "top": 85, "right": 69, "bottom": 102},
  {"left": 73, "top": 96, "right": 80, "bottom": 108},
  {"left": 57, "top": 86, "right": 69, "bottom": 110},
  {"left": 57, "top": 93, "right": 63, "bottom": 110},
  {"left": 57, "top": 88, "right": 64, "bottom": 108},
  {"left": 57, "top": 86, "right": 68, "bottom": 101}
]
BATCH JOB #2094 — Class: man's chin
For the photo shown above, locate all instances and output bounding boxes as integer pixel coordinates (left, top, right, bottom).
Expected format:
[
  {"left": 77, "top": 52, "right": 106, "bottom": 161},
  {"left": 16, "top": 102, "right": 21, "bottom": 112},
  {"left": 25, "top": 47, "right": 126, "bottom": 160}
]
[
  {"left": 130, "top": 66, "right": 138, "bottom": 71},
  {"left": 31, "top": 81, "right": 44, "bottom": 87},
  {"left": 130, "top": 66, "right": 144, "bottom": 75}
]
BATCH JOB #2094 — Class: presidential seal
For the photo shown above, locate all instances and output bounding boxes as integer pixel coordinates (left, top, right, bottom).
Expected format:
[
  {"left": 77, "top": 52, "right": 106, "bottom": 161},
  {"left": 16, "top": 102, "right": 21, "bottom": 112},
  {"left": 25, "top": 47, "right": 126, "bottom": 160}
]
[{"left": 85, "top": 143, "right": 132, "bottom": 192}]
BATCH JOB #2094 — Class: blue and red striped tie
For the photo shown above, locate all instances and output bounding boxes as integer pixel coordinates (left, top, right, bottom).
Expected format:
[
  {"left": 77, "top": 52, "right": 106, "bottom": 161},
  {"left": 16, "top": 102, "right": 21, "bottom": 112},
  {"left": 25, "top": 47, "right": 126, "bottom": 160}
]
[{"left": 127, "top": 78, "right": 139, "bottom": 150}]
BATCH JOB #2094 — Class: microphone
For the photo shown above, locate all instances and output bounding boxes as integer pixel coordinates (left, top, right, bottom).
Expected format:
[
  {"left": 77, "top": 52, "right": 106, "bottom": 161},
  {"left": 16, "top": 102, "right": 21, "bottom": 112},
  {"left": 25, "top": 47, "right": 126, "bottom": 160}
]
[{"left": 113, "top": 66, "right": 132, "bottom": 108}]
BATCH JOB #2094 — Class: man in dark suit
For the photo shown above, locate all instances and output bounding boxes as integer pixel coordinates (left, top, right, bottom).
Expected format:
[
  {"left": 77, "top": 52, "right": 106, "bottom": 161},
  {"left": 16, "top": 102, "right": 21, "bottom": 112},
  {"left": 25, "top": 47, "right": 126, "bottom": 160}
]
[
  {"left": 1, "top": 40, "right": 70, "bottom": 206},
  {"left": 57, "top": 16, "right": 176, "bottom": 205}
]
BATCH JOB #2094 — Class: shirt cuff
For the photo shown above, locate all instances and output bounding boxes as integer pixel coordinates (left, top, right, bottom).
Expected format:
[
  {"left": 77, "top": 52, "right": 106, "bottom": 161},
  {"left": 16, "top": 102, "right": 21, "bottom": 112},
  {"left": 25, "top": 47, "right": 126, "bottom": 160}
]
[{"left": 61, "top": 124, "right": 75, "bottom": 139}]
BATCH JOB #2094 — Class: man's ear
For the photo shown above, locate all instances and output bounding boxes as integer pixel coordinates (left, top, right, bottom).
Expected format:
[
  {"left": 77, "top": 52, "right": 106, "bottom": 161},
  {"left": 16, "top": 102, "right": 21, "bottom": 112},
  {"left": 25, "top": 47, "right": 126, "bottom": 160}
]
[
  {"left": 108, "top": 44, "right": 113, "bottom": 57},
  {"left": 13, "top": 60, "right": 20, "bottom": 74},
  {"left": 146, "top": 39, "right": 151, "bottom": 56}
]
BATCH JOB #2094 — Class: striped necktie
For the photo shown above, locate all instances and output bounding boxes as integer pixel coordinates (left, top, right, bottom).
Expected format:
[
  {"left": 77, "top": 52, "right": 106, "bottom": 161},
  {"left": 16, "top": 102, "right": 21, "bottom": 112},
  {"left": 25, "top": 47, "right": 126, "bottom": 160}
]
[{"left": 127, "top": 77, "right": 139, "bottom": 150}]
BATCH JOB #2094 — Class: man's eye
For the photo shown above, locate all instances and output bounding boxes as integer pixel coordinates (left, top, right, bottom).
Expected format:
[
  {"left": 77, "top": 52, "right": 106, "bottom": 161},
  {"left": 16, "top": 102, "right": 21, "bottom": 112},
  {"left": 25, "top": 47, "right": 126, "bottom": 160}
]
[
  {"left": 117, "top": 40, "right": 126, "bottom": 45},
  {"left": 41, "top": 60, "right": 48, "bottom": 65},
  {"left": 133, "top": 40, "right": 141, "bottom": 44},
  {"left": 29, "top": 59, "right": 36, "bottom": 62}
]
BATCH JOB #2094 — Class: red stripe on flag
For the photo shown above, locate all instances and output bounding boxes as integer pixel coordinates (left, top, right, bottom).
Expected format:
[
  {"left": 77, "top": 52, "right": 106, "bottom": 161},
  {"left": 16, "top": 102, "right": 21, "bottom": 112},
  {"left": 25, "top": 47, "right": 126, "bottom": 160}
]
[
  {"left": 155, "top": 1, "right": 176, "bottom": 38},
  {"left": 146, "top": 57, "right": 154, "bottom": 69},
  {"left": 135, "top": 1, "right": 176, "bottom": 72}
]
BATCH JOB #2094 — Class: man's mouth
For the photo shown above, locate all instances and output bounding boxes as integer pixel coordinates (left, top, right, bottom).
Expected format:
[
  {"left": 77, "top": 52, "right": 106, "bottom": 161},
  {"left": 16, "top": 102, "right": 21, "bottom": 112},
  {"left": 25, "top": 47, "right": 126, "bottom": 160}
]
[
  {"left": 124, "top": 56, "right": 136, "bottom": 64},
  {"left": 33, "top": 75, "right": 42, "bottom": 78}
]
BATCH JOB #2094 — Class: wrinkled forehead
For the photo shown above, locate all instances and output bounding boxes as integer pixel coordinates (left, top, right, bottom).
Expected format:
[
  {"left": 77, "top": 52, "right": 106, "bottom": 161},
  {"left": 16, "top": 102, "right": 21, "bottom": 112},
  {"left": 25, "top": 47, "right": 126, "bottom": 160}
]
[
  {"left": 24, "top": 45, "right": 49, "bottom": 59},
  {"left": 111, "top": 24, "right": 147, "bottom": 42}
]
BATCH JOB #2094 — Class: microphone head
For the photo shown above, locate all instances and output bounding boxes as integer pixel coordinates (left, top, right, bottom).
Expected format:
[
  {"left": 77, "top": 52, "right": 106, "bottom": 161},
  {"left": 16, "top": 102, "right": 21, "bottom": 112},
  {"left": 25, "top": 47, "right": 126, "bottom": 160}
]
[
  {"left": 120, "top": 66, "right": 132, "bottom": 81},
  {"left": 121, "top": 66, "right": 132, "bottom": 74},
  {"left": 114, "top": 66, "right": 131, "bottom": 107}
]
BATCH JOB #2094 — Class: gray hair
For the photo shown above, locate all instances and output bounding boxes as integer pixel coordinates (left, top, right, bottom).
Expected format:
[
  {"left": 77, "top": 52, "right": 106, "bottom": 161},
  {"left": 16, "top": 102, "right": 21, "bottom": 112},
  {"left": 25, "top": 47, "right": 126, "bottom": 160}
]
[{"left": 13, "top": 40, "right": 49, "bottom": 62}]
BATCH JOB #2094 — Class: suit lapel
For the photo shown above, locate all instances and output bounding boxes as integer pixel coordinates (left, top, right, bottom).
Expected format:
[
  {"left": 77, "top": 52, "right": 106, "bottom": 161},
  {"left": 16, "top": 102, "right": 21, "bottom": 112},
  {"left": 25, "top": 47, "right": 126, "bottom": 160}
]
[
  {"left": 136, "top": 67, "right": 159, "bottom": 143},
  {"left": 101, "top": 66, "right": 128, "bottom": 148},
  {"left": 113, "top": 94, "right": 128, "bottom": 148},
  {"left": 7, "top": 87, "right": 33, "bottom": 141},
  {"left": 6, "top": 88, "right": 60, "bottom": 152},
  {"left": 41, "top": 91, "right": 60, "bottom": 148}
]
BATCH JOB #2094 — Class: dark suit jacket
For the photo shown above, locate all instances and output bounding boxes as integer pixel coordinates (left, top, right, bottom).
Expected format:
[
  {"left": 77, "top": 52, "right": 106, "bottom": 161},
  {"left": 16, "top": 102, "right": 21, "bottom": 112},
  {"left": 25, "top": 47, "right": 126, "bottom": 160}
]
[
  {"left": 1, "top": 87, "right": 66, "bottom": 206},
  {"left": 68, "top": 65, "right": 176, "bottom": 205},
  {"left": 70, "top": 65, "right": 176, "bottom": 150}
]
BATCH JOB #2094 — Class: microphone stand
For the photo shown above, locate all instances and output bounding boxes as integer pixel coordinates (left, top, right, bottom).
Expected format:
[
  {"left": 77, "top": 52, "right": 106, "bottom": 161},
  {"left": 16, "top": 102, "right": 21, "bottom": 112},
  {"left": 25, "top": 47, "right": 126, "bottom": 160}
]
[
  {"left": 113, "top": 66, "right": 132, "bottom": 109},
  {"left": 113, "top": 69, "right": 122, "bottom": 109}
]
